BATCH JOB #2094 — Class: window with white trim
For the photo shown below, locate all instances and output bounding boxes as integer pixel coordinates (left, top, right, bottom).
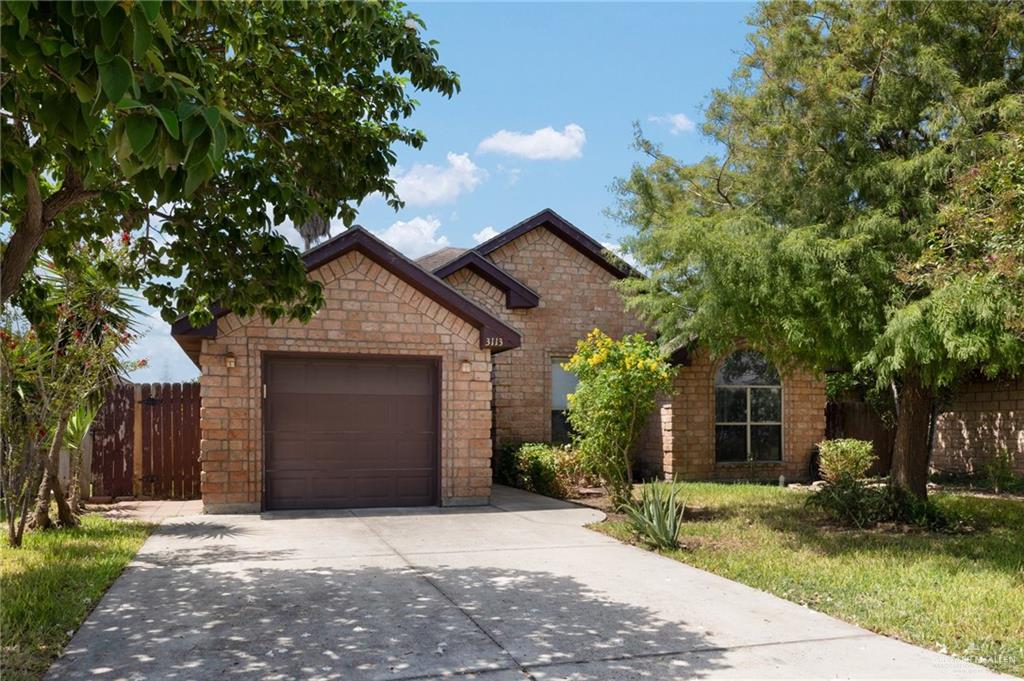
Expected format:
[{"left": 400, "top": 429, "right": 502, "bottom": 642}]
[{"left": 714, "top": 349, "right": 782, "bottom": 462}]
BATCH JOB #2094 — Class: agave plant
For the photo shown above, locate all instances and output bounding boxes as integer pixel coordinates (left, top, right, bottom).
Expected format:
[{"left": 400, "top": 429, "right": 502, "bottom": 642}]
[{"left": 624, "top": 482, "right": 686, "bottom": 550}]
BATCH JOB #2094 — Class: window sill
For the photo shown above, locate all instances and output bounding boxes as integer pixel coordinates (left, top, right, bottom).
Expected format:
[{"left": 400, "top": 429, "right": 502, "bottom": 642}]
[{"left": 715, "top": 460, "right": 784, "bottom": 466}]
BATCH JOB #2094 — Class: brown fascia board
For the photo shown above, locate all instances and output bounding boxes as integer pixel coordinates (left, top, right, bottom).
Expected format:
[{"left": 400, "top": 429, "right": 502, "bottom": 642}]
[
  {"left": 433, "top": 251, "right": 540, "bottom": 309},
  {"left": 170, "top": 227, "right": 522, "bottom": 360},
  {"left": 472, "top": 208, "right": 640, "bottom": 280}
]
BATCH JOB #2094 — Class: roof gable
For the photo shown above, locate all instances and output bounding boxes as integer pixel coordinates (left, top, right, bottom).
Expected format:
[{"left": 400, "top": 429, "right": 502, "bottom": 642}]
[
  {"left": 473, "top": 208, "right": 635, "bottom": 279},
  {"left": 171, "top": 227, "right": 521, "bottom": 362},
  {"left": 433, "top": 251, "right": 539, "bottom": 309}
]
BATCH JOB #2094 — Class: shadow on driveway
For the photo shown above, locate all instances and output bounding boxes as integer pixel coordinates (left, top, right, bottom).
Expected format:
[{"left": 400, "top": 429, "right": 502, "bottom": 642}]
[{"left": 48, "top": 558, "right": 729, "bottom": 680}]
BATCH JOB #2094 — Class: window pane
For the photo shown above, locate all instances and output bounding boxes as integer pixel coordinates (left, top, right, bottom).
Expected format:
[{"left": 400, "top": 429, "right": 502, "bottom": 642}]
[
  {"left": 551, "top": 358, "right": 578, "bottom": 410},
  {"left": 551, "top": 410, "right": 571, "bottom": 445},
  {"left": 715, "top": 349, "right": 780, "bottom": 386},
  {"left": 715, "top": 387, "right": 747, "bottom": 422},
  {"left": 751, "top": 388, "right": 781, "bottom": 422},
  {"left": 750, "top": 425, "right": 782, "bottom": 461},
  {"left": 715, "top": 425, "right": 747, "bottom": 462}
]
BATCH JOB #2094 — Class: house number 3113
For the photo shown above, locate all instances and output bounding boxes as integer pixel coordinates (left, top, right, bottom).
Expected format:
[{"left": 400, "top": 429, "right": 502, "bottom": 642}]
[{"left": 484, "top": 337, "right": 504, "bottom": 347}]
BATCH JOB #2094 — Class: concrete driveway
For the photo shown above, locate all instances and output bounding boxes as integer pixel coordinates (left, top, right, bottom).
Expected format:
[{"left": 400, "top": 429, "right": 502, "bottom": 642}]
[{"left": 49, "top": 486, "right": 1004, "bottom": 680}]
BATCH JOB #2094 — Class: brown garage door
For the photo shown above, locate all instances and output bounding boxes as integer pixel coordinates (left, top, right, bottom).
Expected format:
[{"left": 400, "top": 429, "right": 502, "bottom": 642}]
[{"left": 264, "top": 356, "right": 438, "bottom": 510}]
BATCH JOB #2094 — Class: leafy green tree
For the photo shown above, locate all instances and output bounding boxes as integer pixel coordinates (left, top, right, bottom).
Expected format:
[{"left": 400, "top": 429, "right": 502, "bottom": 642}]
[
  {"left": 617, "top": 1, "right": 1024, "bottom": 499},
  {"left": 565, "top": 330, "right": 675, "bottom": 509},
  {"left": 1, "top": 0, "right": 458, "bottom": 326}
]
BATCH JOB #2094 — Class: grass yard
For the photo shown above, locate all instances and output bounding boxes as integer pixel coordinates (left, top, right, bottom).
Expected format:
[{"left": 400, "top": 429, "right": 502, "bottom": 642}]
[
  {"left": 591, "top": 483, "right": 1024, "bottom": 677},
  {"left": 1, "top": 514, "right": 153, "bottom": 681}
]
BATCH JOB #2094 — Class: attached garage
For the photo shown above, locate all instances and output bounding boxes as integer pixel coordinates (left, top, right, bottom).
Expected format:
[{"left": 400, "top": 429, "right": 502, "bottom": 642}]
[
  {"left": 264, "top": 355, "right": 438, "bottom": 510},
  {"left": 171, "top": 227, "right": 520, "bottom": 513}
]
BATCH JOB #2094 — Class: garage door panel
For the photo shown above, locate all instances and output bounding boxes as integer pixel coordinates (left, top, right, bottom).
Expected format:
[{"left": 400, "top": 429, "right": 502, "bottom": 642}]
[
  {"left": 264, "top": 356, "right": 438, "bottom": 510},
  {"left": 303, "top": 395, "right": 388, "bottom": 432},
  {"left": 390, "top": 395, "right": 436, "bottom": 432}
]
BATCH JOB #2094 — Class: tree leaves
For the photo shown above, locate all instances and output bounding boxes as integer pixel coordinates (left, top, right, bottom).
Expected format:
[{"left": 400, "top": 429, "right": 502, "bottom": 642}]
[
  {"left": 97, "top": 56, "right": 132, "bottom": 103},
  {"left": 155, "top": 108, "right": 179, "bottom": 140},
  {"left": 125, "top": 115, "right": 158, "bottom": 154},
  {"left": 2, "top": 0, "right": 460, "bottom": 327}
]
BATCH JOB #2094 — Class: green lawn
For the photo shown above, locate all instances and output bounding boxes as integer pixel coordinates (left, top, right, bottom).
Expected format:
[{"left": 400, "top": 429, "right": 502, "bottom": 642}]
[
  {"left": 592, "top": 483, "right": 1024, "bottom": 677},
  {"left": 1, "top": 514, "right": 153, "bottom": 681}
]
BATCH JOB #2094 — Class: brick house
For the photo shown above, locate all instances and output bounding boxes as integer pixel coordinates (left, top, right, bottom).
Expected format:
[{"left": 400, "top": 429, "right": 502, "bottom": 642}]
[{"left": 172, "top": 208, "right": 826, "bottom": 512}]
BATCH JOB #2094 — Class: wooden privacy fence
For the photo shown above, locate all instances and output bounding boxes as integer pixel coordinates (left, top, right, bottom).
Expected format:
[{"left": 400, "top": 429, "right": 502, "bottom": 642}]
[
  {"left": 825, "top": 400, "right": 895, "bottom": 476},
  {"left": 90, "top": 382, "right": 201, "bottom": 499}
]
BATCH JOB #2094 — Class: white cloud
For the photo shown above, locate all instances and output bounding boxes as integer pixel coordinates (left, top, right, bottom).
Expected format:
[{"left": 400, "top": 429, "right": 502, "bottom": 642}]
[
  {"left": 373, "top": 216, "right": 449, "bottom": 258},
  {"left": 472, "top": 226, "right": 499, "bottom": 244},
  {"left": 477, "top": 124, "right": 586, "bottom": 160},
  {"left": 648, "top": 113, "right": 697, "bottom": 135},
  {"left": 125, "top": 307, "right": 201, "bottom": 384},
  {"left": 392, "top": 152, "right": 486, "bottom": 205},
  {"left": 497, "top": 164, "right": 522, "bottom": 187}
]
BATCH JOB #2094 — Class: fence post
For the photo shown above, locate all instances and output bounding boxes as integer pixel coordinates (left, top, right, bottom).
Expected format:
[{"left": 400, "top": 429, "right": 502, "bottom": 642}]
[{"left": 133, "top": 383, "right": 143, "bottom": 497}]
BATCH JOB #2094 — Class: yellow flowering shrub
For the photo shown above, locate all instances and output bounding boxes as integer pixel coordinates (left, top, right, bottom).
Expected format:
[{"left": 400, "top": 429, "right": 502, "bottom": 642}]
[{"left": 563, "top": 329, "right": 675, "bottom": 509}]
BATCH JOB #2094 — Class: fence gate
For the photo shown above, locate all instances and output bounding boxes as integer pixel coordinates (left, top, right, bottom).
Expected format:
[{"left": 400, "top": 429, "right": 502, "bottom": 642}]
[
  {"left": 139, "top": 383, "right": 201, "bottom": 499},
  {"left": 90, "top": 382, "right": 201, "bottom": 500},
  {"left": 90, "top": 385, "right": 135, "bottom": 497}
]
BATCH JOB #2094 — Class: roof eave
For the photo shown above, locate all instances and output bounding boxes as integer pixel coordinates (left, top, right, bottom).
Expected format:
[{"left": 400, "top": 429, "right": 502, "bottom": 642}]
[{"left": 170, "top": 227, "right": 522, "bottom": 358}]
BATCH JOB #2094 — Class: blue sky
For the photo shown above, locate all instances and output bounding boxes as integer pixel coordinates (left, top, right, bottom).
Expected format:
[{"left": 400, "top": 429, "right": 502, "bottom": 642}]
[{"left": 130, "top": 2, "right": 755, "bottom": 382}]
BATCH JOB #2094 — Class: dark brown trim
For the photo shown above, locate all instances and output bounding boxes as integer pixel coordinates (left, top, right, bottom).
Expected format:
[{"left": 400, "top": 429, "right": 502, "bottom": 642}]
[
  {"left": 473, "top": 208, "right": 638, "bottom": 279},
  {"left": 433, "top": 251, "right": 540, "bottom": 309},
  {"left": 171, "top": 227, "right": 522, "bottom": 361},
  {"left": 259, "top": 351, "right": 443, "bottom": 510}
]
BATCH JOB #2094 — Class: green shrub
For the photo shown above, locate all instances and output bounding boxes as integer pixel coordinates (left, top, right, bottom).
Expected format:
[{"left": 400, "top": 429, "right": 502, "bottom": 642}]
[
  {"left": 495, "top": 443, "right": 581, "bottom": 499},
  {"left": 624, "top": 482, "right": 686, "bottom": 549},
  {"left": 808, "top": 439, "right": 880, "bottom": 528},
  {"left": 985, "top": 449, "right": 1019, "bottom": 493},
  {"left": 564, "top": 330, "right": 676, "bottom": 510},
  {"left": 817, "top": 438, "right": 876, "bottom": 481}
]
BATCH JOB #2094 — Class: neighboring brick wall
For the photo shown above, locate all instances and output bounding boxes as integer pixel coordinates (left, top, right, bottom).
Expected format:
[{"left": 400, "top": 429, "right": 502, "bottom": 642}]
[
  {"left": 931, "top": 378, "right": 1024, "bottom": 476},
  {"left": 642, "top": 349, "right": 826, "bottom": 483},
  {"left": 445, "top": 226, "right": 646, "bottom": 448},
  {"left": 198, "top": 251, "right": 493, "bottom": 513}
]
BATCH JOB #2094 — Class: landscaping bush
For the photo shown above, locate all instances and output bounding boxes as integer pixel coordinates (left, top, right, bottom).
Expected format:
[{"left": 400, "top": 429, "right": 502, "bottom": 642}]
[
  {"left": 807, "top": 439, "right": 879, "bottom": 528},
  {"left": 495, "top": 443, "right": 581, "bottom": 499},
  {"left": 564, "top": 330, "right": 675, "bottom": 509},
  {"left": 809, "top": 438, "right": 964, "bottom": 530},
  {"left": 624, "top": 482, "right": 686, "bottom": 550},
  {"left": 817, "top": 438, "right": 876, "bottom": 482},
  {"left": 985, "top": 449, "right": 1020, "bottom": 494}
]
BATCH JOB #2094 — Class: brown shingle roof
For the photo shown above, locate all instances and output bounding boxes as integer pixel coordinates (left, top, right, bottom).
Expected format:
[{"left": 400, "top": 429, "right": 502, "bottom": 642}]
[{"left": 415, "top": 246, "right": 467, "bottom": 272}]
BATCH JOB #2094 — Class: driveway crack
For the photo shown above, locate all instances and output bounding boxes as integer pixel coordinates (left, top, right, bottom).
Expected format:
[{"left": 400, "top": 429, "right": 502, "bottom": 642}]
[{"left": 353, "top": 514, "right": 537, "bottom": 681}]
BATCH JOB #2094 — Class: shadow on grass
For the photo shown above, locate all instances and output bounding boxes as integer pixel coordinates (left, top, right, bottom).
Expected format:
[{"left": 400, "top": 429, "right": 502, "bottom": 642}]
[
  {"left": 733, "top": 490, "right": 1024, "bottom": 579},
  {"left": 1, "top": 515, "right": 153, "bottom": 681}
]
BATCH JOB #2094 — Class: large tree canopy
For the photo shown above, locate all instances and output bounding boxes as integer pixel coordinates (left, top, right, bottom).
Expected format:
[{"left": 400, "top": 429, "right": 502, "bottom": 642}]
[
  {"left": 617, "top": 1, "right": 1024, "bottom": 497},
  {"left": 1, "top": 0, "right": 458, "bottom": 325}
]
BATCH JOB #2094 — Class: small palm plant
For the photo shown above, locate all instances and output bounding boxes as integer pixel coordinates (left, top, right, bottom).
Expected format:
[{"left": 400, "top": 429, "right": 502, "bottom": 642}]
[{"left": 624, "top": 482, "right": 686, "bottom": 550}]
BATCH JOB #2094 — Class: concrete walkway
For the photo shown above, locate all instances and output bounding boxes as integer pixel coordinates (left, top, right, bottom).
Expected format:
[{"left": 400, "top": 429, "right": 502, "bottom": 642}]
[
  {"left": 49, "top": 487, "right": 1006, "bottom": 680},
  {"left": 92, "top": 498, "right": 204, "bottom": 523}
]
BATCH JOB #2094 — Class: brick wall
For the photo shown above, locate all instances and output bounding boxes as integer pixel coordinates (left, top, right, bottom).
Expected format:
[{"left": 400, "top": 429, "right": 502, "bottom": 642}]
[
  {"left": 445, "top": 226, "right": 646, "bottom": 448},
  {"left": 638, "top": 349, "right": 827, "bottom": 483},
  {"left": 931, "top": 378, "right": 1024, "bottom": 476},
  {"left": 198, "top": 251, "right": 493, "bottom": 513}
]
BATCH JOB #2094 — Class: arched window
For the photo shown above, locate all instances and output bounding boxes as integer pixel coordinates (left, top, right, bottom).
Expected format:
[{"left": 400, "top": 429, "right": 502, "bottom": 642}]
[{"left": 715, "top": 349, "right": 782, "bottom": 462}]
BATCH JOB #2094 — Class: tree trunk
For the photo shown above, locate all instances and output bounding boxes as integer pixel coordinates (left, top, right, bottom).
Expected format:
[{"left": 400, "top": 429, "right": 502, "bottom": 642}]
[
  {"left": 30, "top": 414, "right": 78, "bottom": 529},
  {"left": 891, "top": 374, "right": 933, "bottom": 500},
  {"left": 68, "top": 448, "right": 83, "bottom": 513},
  {"left": 1, "top": 165, "right": 99, "bottom": 304},
  {"left": 0, "top": 173, "right": 44, "bottom": 304}
]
